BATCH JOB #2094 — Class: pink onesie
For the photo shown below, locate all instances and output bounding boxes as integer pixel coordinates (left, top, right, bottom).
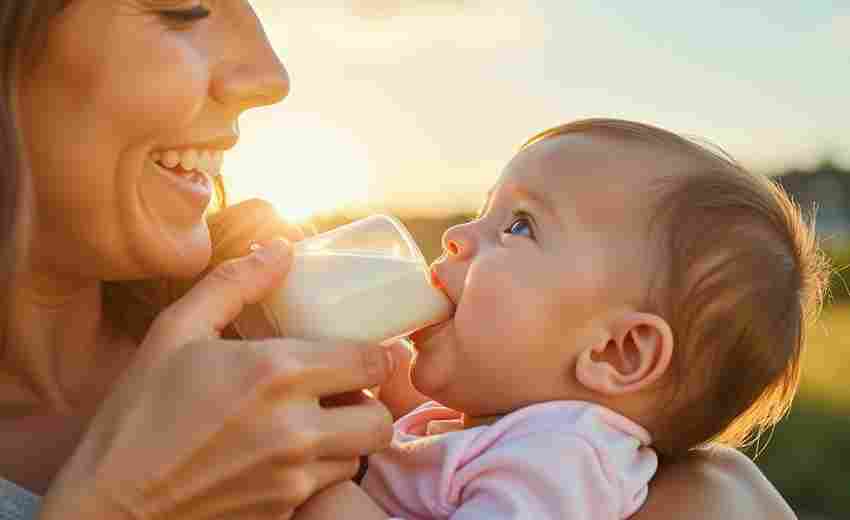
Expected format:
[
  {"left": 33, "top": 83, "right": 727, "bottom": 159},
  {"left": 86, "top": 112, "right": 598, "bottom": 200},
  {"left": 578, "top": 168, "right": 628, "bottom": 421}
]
[{"left": 362, "top": 400, "right": 657, "bottom": 519}]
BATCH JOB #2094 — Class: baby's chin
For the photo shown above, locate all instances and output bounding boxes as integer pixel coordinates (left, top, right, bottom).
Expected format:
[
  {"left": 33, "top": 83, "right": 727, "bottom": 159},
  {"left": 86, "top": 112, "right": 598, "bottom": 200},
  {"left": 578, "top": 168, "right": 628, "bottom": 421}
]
[
  {"left": 409, "top": 330, "right": 464, "bottom": 402},
  {"left": 410, "top": 318, "right": 453, "bottom": 351}
]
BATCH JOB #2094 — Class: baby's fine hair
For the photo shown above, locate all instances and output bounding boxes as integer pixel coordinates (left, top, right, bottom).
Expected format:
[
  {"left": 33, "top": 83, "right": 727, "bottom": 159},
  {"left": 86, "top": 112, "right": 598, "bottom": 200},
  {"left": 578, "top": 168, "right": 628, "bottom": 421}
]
[{"left": 521, "top": 118, "right": 830, "bottom": 458}]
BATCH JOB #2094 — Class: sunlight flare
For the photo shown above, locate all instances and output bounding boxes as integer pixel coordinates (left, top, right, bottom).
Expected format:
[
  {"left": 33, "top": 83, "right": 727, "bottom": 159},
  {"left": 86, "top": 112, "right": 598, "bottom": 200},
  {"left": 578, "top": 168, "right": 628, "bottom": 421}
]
[{"left": 226, "top": 111, "right": 373, "bottom": 222}]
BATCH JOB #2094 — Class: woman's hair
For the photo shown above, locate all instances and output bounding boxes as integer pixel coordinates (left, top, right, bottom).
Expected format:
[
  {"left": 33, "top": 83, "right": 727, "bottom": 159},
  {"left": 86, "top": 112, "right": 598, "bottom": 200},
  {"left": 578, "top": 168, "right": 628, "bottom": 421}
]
[
  {"left": 0, "top": 2, "right": 64, "bottom": 331},
  {"left": 0, "top": 6, "right": 21, "bottom": 301},
  {"left": 1, "top": 2, "right": 228, "bottom": 342},
  {"left": 520, "top": 118, "right": 830, "bottom": 458}
]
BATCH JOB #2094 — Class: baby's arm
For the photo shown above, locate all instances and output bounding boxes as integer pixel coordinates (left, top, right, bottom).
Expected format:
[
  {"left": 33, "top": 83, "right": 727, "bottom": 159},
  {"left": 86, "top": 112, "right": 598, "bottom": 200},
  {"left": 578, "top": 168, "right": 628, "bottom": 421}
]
[{"left": 294, "top": 481, "right": 390, "bottom": 520}]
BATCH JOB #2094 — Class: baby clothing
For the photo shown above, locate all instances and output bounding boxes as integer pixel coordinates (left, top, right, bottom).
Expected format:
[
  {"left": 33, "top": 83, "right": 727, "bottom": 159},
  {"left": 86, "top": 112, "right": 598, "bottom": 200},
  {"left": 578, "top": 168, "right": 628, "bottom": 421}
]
[{"left": 362, "top": 400, "right": 657, "bottom": 519}]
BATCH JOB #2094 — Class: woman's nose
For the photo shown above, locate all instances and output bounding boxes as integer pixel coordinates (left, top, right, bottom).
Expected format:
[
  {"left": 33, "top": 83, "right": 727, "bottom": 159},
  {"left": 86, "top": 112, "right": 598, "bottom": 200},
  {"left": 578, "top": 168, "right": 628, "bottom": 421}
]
[
  {"left": 211, "top": 19, "right": 290, "bottom": 111},
  {"left": 442, "top": 223, "right": 477, "bottom": 260}
]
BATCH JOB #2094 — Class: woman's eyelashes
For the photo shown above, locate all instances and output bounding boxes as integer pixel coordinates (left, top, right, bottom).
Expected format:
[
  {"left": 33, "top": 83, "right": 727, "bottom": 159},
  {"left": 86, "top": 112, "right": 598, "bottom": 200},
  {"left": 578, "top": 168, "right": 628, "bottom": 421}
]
[
  {"left": 503, "top": 211, "right": 536, "bottom": 240},
  {"left": 158, "top": 4, "right": 212, "bottom": 24}
]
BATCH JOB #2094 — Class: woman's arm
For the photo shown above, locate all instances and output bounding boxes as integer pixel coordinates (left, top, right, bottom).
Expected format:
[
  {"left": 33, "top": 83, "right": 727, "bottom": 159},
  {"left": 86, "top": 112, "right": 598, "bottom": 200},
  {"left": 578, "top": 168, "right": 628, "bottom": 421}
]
[{"left": 631, "top": 446, "right": 796, "bottom": 519}]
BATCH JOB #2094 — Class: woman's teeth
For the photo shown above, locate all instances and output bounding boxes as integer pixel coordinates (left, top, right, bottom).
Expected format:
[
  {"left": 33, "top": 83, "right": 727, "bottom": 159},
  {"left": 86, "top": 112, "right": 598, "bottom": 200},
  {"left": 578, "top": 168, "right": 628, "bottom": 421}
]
[{"left": 151, "top": 148, "right": 224, "bottom": 177}]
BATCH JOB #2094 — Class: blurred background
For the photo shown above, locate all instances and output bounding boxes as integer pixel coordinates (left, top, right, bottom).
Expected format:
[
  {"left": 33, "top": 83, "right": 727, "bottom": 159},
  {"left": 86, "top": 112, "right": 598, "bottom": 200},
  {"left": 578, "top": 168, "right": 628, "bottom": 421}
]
[{"left": 231, "top": 2, "right": 849, "bottom": 518}]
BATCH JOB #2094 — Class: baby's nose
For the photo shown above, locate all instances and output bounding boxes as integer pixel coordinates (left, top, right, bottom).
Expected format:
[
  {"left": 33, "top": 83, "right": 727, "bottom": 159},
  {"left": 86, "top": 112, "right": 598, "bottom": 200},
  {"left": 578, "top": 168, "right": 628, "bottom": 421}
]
[{"left": 442, "top": 223, "right": 477, "bottom": 260}]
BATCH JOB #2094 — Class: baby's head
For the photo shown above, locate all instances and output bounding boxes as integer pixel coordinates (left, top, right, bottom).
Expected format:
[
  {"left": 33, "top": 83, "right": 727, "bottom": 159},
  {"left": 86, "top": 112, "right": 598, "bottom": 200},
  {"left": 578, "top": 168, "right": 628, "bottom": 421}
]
[{"left": 413, "top": 118, "right": 828, "bottom": 458}]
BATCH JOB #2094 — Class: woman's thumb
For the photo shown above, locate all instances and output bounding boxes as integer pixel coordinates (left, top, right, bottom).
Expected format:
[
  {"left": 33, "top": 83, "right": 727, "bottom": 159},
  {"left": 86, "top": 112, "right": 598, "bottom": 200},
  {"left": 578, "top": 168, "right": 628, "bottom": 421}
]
[{"left": 142, "top": 238, "right": 292, "bottom": 357}]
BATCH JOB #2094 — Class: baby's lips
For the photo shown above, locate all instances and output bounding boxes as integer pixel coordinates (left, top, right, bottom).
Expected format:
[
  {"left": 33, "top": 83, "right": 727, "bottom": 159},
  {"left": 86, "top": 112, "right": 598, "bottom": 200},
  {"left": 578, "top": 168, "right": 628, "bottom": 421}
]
[
  {"left": 429, "top": 267, "right": 443, "bottom": 290},
  {"left": 429, "top": 266, "right": 455, "bottom": 305}
]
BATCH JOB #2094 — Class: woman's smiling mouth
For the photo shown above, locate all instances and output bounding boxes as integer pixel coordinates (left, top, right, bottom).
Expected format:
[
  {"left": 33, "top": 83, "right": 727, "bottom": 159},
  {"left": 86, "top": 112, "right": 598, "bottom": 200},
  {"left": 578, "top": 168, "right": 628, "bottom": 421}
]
[
  {"left": 152, "top": 148, "right": 224, "bottom": 177},
  {"left": 150, "top": 148, "right": 224, "bottom": 209}
]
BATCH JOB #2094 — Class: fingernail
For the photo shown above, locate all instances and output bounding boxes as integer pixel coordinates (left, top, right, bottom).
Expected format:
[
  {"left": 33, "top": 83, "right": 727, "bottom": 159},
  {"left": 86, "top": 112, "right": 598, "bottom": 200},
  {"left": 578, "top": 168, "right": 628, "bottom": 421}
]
[{"left": 249, "top": 238, "right": 291, "bottom": 262}]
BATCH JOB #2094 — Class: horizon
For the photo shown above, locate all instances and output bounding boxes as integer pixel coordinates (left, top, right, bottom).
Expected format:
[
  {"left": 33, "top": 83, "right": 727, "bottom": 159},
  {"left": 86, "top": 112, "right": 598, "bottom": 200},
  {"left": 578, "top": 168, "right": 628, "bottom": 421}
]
[{"left": 227, "top": 2, "right": 848, "bottom": 221}]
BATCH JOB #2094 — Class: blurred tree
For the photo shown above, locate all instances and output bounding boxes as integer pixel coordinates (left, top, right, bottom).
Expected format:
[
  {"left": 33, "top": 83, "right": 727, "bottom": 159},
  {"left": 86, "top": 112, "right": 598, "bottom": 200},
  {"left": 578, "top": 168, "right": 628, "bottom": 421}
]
[{"left": 775, "top": 160, "right": 850, "bottom": 300}]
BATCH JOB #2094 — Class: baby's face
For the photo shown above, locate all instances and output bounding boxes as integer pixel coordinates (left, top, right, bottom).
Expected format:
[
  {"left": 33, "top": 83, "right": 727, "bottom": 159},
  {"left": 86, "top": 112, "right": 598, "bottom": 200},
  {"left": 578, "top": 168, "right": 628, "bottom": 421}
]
[{"left": 411, "top": 133, "right": 672, "bottom": 416}]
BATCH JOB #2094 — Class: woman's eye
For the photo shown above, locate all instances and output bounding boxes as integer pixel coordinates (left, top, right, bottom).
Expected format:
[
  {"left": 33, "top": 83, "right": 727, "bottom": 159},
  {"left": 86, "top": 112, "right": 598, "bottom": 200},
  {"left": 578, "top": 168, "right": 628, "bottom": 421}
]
[
  {"left": 159, "top": 4, "right": 211, "bottom": 24},
  {"left": 504, "top": 214, "right": 535, "bottom": 239}
]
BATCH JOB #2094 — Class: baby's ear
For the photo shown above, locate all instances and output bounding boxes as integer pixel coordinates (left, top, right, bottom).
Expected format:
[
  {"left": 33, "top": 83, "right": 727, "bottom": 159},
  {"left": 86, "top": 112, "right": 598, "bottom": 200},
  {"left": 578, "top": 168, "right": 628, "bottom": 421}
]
[{"left": 575, "top": 312, "right": 673, "bottom": 396}]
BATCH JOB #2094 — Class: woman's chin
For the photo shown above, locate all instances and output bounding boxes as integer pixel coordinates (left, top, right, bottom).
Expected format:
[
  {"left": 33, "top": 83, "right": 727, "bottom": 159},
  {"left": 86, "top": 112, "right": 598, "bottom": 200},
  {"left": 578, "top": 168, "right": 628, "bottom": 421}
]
[
  {"left": 166, "top": 234, "right": 213, "bottom": 279},
  {"left": 131, "top": 221, "right": 213, "bottom": 281},
  {"left": 119, "top": 185, "right": 213, "bottom": 280}
]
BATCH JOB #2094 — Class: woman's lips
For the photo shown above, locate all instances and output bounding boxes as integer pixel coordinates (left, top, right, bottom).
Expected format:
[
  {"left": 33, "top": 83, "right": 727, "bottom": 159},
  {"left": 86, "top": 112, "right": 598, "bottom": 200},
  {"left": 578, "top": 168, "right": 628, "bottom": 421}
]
[{"left": 152, "top": 160, "right": 213, "bottom": 209}]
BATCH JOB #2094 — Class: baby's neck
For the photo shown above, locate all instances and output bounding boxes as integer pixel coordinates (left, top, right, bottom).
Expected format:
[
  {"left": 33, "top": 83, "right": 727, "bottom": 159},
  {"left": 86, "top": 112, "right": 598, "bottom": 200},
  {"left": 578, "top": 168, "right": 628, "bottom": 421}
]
[{"left": 461, "top": 413, "right": 504, "bottom": 429}]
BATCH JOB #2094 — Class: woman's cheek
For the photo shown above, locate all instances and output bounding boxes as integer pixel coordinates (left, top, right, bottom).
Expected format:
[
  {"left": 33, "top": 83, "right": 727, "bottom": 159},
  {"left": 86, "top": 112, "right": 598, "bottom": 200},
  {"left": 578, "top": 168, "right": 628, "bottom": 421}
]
[{"left": 97, "top": 37, "right": 209, "bottom": 136}]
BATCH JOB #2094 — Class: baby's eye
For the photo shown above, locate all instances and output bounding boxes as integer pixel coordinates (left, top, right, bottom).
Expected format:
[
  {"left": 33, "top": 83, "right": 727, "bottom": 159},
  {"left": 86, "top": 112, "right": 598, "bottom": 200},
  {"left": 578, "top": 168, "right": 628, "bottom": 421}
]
[{"left": 503, "top": 213, "right": 535, "bottom": 239}]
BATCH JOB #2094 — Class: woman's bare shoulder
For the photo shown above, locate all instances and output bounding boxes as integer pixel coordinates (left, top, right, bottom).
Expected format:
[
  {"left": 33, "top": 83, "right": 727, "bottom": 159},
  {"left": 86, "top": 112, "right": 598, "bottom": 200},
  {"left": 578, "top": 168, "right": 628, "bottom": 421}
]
[{"left": 631, "top": 445, "right": 797, "bottom": 519}]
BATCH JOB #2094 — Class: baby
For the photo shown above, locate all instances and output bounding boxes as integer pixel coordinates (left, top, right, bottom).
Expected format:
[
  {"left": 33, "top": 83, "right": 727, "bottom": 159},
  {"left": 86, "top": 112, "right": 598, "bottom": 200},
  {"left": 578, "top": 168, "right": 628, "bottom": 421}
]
[{"left": 294, "top": 118, "right": 828, "bottom": 519}]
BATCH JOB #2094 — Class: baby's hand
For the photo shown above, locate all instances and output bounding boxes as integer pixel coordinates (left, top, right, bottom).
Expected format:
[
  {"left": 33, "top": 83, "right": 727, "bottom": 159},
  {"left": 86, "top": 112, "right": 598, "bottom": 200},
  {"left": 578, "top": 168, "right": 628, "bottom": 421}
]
[{"left": 374, "top": 340, "right": 429, "bottom": 420}]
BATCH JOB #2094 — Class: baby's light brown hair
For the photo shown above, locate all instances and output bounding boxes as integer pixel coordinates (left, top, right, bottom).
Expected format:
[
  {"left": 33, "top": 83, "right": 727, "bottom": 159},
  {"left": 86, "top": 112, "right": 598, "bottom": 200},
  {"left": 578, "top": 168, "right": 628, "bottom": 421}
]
[{"left": 521, "top": 118, "right": 830, "bottom": 459}]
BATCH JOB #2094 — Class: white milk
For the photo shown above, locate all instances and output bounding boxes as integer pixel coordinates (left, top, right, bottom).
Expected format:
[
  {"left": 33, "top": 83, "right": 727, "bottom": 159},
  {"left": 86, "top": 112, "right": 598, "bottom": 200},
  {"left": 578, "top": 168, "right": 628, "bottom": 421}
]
[{"left": 259, "top": 251, "right": 453, "bottom": 344}]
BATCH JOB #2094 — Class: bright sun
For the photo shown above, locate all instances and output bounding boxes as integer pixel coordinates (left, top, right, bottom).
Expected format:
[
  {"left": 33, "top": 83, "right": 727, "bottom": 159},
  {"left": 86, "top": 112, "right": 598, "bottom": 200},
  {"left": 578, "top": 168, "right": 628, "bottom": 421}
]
[{"left": 225, "top": 110, "right": 372, "bottom": 223}]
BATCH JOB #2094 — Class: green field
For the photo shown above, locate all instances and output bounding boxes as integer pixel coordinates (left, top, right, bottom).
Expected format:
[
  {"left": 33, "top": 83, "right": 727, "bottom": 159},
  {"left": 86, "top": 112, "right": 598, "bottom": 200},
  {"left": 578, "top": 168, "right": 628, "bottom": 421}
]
[
  {"left": 797, "top": 304, "right": 850, "bottom": 410},
  {"left": 755, "top": 303, "right": 850, "bottom": 518}
]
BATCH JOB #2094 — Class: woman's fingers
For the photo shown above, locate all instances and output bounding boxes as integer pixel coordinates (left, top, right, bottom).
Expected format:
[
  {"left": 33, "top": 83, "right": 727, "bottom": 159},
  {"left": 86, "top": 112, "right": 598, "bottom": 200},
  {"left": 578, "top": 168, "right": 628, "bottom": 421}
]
[
  {"left": 208, "top": 198, "right": 305, "bottom": 266},
  {"left": 191, "top": 458, "right": 360, "bottom": 518},
  {"left": 254, "top": 339, "right": 396, "bottom": 398},
  {"left": 143, "top": 240, "right": 292, "bottom": 360},
  {"left": 282, "top": 458, "right": 362, "bottom": 502},
  {"left": 212, "top": 340, "right": 394, "bottom": 458},
  {"left": 164, "top": 199, "right": 304, "bottom": 307},
  {"left": 315, "top": 398, "right": 395, "bottom": 457}
]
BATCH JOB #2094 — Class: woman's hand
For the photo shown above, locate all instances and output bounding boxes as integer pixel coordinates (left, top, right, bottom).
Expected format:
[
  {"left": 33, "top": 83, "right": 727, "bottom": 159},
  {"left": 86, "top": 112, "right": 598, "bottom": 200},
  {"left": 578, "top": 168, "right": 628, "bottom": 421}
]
[
  {"left": 40, "top": 240, "right": 396, "bottom": 520},
  {"left": 160, "top": 198, "right": 306, "bottom": 310},
  {"left": 207, "top": 198, "right": 307, "bottom": 267}
]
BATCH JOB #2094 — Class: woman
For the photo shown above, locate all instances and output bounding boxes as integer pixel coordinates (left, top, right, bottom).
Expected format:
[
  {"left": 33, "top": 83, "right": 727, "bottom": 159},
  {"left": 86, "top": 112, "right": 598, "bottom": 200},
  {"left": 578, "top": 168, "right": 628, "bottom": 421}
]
[
  {"left": 0, "top": 2, "right": 796, "bottom": 519},
  {"left": 3, "top": 2, "right": 393, "bottom": 518}
]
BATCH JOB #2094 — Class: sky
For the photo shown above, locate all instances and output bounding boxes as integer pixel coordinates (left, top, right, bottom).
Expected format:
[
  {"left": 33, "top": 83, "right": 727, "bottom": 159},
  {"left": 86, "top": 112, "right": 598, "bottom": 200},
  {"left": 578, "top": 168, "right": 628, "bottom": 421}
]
[{"left": 226, "top": 1, "right": 849, "bottom": 220}]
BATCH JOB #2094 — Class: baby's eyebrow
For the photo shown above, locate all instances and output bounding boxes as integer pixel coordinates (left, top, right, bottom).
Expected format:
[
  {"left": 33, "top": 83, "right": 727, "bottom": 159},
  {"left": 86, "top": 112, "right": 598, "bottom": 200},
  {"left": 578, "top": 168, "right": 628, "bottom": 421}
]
[
  {"left": 478, "top": 183, "right": 560, "bottom": 224},
  {"left": 504, "top": 183, "right": 559, "bottom": 221}
]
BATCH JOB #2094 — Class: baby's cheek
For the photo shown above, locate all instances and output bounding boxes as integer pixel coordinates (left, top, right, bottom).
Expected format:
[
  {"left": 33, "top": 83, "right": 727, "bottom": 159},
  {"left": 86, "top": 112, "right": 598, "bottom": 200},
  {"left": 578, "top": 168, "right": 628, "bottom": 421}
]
[
  {"left": 462, "top": 270, "right": 530, "bottom": 338},
  {"left": 462, "top": 264, "right": 509, "bottom": 316}
]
